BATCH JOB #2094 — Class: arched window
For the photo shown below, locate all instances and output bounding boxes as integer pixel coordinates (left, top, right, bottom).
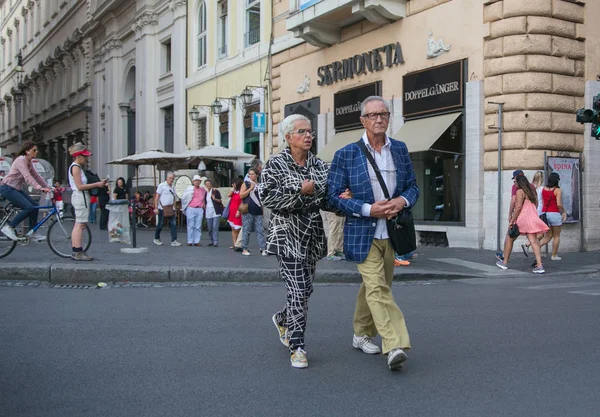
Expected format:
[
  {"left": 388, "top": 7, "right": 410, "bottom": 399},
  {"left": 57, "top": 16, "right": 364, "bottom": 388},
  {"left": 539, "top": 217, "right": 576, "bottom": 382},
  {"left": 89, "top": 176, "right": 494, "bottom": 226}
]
[{"left": 197, "top": 1, "right": 207, "bottom": 68}]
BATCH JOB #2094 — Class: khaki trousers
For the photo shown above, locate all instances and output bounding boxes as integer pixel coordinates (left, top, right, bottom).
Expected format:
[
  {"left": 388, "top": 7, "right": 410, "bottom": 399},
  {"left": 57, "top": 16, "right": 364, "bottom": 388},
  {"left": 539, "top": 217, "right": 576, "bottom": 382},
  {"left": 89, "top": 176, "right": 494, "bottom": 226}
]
[
  {"left": 325, "top": 211, "right": 345, "bottom": 256},
  {"left": 354, "top": 239, "right": 411, "bottom": 354}
]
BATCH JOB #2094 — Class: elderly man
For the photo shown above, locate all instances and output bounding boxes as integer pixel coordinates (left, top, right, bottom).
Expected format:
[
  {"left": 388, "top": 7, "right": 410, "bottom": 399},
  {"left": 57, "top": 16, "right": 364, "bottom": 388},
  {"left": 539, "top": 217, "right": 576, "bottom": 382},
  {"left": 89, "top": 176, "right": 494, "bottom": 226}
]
[
  {"left": 182, "top": 174, "right": 207, "bottom": 246},
  {"left": 327, "top": 96, "right": 419, "bottom": 371},
  {"left": 153, "top": 171, "right": 181, "bottom": 247}
]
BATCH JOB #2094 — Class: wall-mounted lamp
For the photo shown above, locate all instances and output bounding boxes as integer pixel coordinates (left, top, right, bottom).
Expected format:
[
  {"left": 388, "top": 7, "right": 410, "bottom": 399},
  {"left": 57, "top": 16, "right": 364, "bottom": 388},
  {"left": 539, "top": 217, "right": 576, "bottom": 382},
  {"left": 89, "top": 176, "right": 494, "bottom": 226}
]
[
  {"left": 189, "top": 101, "right": 224, "bottom": 122},
  {"left": 239, "top": 85, "right": 267, "bottom": 106},
  {"left": 213, "top": 97, "right": 237, "bottom": 114}
]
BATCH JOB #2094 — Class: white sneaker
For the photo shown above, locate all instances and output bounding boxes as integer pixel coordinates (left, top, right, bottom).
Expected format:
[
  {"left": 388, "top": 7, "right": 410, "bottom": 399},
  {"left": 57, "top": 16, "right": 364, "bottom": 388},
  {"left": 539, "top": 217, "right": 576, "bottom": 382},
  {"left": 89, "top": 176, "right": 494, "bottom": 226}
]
[
  {"left": 153, "top": 239, "right": 163, "bottom": 246},
  {"left": 242, "top": 250, "right": 251, "bottom": 256},
  {"left": 352, "top": 335, "right": 381, "bottom": 354},
  {"left": 1, "top": 225, "right": 18, "bottom": 241},
  {"left": 387, "top": 348, "right": 408, "bottom": 370},
  {"left": 171, "top": 241, "right": 182, "bottom": 247},
  {"left": 551, "top": 256, "right": 562, "bottom": 261},
  {"left": 261, "top": 250, "right": 268, "bottom": 256},
  {"left": 29, "top": 232, "right": 47, "bottom": 242}
]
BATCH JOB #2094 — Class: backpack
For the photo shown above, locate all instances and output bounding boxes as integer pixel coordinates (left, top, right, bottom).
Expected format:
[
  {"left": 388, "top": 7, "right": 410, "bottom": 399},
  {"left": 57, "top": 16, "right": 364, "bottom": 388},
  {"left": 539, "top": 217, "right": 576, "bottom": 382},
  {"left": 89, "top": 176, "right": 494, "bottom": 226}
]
[{"left": 69, "top": 164, "right": 106, "bottom": 197}]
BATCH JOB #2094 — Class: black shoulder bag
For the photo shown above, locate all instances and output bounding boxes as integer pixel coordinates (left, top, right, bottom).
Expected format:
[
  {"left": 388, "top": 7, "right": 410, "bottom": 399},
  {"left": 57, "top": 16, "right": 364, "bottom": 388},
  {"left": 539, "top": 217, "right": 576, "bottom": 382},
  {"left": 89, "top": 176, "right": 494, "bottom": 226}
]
[{"left": 357, "top": 140, "right": 417, "bottom": 256}]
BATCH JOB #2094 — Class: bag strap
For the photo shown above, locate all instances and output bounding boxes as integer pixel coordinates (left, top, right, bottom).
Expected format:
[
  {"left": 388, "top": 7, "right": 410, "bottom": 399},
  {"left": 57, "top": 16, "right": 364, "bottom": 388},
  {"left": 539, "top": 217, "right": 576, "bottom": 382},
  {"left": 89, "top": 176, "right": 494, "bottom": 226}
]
[{"left": 357, "top": 140, "right": 391, "bottom": 200}]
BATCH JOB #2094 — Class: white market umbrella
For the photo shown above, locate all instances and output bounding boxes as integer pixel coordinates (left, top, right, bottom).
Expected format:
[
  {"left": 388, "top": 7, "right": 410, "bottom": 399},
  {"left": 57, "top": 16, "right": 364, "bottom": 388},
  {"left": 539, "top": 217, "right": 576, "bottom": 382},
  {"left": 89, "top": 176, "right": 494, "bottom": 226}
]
[
  {"left": 180, "top": 146, "right": 256, "bottom": 165},
  {"left": 107, "top": 149, "right": 190, "bottom": 189}
]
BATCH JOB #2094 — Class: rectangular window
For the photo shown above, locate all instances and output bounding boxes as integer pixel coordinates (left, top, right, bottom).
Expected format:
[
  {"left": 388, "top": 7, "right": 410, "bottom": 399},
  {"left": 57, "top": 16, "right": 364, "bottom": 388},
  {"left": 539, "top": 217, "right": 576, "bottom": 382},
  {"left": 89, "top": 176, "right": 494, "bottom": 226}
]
[
  {"left": 218, "top": 1, "right": 227, "bottom": 58},
  {"left": 197, "top": 1, "right": 207, "bottom": 68},
  {"left": 164, "top": 106, "right": 174, "bottom": 153},
  {"left": 162, "top": 39, "right": 172, "bottom": 74},
  {"left": 245, "top": 0, "right": 260, "bottom": 47},
  {"left": 197, "top": 118, "right": 207, "bottom": 148},
  {"left": 219, "top": 112, "right": 229, "bottom": 148}
]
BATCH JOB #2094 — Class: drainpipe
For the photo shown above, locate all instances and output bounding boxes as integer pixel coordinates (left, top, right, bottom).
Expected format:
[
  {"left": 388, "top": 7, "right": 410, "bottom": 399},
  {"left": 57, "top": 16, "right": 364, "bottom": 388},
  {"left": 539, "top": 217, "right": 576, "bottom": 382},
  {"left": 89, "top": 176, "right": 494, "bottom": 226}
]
[{"left": 489, "top": 102, "right": 504, "bottom": 252}]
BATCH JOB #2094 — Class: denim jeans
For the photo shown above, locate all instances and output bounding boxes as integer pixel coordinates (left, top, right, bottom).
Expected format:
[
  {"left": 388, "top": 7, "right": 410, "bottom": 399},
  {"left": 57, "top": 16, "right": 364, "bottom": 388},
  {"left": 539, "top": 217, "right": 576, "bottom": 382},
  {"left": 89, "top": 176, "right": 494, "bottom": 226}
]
[
  {"left": 0, "top": 185, "right": 39, "bottom": 229},
  {"left": 241, "top": 213, "right": 266, "bottom": 251},
  {"left": 206, "top": 216, "right": 220, "bottom": 245},
  {"left": 89, "top": 202, "right": 98, "bottom": 223},
  {"left": 155, "top": 209, "right": 177, "bottom": 242}
]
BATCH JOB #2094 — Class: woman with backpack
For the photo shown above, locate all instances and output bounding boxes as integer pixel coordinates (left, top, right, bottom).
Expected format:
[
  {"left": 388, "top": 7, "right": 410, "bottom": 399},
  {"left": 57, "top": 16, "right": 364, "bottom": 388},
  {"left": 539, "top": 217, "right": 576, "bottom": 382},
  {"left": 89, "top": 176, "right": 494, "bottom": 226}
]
[{"left": 68, "top": 143, "right": 108, "bottom": 261}]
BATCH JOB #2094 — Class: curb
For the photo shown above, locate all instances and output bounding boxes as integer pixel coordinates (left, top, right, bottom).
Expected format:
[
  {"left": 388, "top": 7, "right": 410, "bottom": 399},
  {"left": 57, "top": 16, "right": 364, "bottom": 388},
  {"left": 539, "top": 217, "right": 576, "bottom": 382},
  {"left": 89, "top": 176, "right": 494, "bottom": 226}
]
[{"left": 1, "top": 263, "right": 597, "bottom": 285}]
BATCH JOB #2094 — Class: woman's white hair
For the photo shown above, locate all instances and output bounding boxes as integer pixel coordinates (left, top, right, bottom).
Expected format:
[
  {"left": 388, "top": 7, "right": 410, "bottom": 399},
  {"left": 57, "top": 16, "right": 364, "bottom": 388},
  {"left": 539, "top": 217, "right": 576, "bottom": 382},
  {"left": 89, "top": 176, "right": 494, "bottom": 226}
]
[
  {"left": 280, "top": 114, "right": 311, "bottom": 139},
  {"left": 360, "top": 96, "right": 390, "bottom": 115}
]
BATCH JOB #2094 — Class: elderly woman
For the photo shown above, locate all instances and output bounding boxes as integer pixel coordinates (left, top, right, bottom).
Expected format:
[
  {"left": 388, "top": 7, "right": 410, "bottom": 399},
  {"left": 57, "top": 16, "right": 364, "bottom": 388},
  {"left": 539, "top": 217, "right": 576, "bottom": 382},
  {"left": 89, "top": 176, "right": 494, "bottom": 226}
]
[{"left": 258, "top": 114, "right": 333, "bottom": 369}]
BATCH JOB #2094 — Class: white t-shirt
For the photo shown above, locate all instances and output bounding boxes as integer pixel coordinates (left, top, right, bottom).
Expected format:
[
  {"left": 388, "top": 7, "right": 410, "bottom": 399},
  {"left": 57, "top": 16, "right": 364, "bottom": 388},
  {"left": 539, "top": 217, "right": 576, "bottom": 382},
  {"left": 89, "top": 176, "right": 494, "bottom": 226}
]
[
  {"left": 156, "top": 181, "right": 175, "bottom": 208},
  {"left": 205, "top": 189, "right": 217, "bottom": 218},
  {"left": 68, "top": 162, "right": 87, "bottom": 191}
]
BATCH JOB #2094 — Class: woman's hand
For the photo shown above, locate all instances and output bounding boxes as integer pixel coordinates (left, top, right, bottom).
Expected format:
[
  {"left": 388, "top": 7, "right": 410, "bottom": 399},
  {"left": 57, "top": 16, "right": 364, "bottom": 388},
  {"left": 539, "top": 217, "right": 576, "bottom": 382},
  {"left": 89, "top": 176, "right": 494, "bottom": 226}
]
[
  {"left": 561, "top": 212, "right": 567, "bottom": 221},
  {"left": 235, "top": 211, "right": 240, "bottom": 218},
  {"left": 339, "top": 188, "right": 352, "bottom": 199},
  {"left": 300, "top": 180, "right": 315, "bottom": 195}
]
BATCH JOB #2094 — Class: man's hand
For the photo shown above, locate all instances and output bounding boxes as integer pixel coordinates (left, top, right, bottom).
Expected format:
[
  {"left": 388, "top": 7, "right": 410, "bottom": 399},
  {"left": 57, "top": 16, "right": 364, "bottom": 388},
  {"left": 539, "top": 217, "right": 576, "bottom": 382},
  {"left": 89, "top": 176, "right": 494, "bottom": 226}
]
[
  {"left": 384, "top": 197, "right": 406, "bottom": 218},
  {"left": 370, "top": 200, "right": 396, "bottom": 218},
  {"left": 300, "top": 180, "right": 315, "bottom": 195}
]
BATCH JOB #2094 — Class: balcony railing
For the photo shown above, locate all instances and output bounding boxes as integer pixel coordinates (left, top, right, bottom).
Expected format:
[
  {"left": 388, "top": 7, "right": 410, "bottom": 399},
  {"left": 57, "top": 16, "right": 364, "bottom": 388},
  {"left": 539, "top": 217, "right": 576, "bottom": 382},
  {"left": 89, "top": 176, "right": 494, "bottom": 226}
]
[{"left": 245, "top": 27, "right": 260, "bottom": 47}]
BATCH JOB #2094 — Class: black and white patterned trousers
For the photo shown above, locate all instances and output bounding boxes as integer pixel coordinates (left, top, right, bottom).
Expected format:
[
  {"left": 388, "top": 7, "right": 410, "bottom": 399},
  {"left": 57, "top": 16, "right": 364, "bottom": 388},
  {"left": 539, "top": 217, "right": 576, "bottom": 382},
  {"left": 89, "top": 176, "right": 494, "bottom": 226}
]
[{"left": 273, "top": 256, "right": 315, "bottom": 353}]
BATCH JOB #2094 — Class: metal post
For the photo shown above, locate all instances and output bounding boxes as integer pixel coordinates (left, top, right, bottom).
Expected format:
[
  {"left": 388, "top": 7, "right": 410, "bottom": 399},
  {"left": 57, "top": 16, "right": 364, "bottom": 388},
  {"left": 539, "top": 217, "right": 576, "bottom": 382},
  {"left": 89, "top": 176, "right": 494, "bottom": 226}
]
[
  {"left": 489, "top": 102, "right": 504, "bottom": 252},
  {"left": 130, "top": 200, "right": 137, "bottom": 249},
  {"left": 15, "top": 90, "right": 23, "bottom": 150}
]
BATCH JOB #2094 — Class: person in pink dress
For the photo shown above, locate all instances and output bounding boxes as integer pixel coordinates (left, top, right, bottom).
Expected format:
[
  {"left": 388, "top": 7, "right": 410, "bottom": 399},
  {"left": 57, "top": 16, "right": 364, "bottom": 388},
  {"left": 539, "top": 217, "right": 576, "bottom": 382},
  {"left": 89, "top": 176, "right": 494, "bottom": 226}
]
[
  {"left": 496, "top": 175, "right": 549, "bottom": 274},
  {"left": 227, "top": 178, "right": 244, "bottom": 248}
]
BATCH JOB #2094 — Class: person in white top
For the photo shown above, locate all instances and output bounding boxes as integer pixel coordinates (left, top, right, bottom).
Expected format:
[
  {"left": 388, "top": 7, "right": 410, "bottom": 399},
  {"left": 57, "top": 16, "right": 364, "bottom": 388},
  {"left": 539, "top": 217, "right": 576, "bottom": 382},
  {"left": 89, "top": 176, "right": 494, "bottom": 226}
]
[
  {"left": 68, "top": 143, "right": 108, "bottom": 261},
  {"left": 153, "top": 172, "right": 181, "bottom": 246}
]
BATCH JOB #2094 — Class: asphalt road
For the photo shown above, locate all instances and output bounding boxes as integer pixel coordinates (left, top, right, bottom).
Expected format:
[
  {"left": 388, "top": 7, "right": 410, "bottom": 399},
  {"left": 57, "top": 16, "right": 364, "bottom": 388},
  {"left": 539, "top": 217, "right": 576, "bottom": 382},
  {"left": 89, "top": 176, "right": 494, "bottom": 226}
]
[{"left": 1, "top": 274, "right": 600, "bottom": 417}]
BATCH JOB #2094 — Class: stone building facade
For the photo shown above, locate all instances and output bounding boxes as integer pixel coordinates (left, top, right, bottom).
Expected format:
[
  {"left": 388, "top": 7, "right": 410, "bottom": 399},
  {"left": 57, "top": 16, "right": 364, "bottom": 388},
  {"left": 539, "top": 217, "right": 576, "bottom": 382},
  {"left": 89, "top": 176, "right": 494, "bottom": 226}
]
[{"left": 270, "top": 0, "right": 600, "bottom": 251}]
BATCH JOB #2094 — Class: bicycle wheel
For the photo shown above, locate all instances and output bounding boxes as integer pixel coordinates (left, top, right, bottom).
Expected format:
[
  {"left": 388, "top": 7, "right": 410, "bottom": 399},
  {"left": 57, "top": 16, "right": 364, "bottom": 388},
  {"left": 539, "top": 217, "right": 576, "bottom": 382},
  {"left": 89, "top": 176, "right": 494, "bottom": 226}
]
[
  {"left": 0, "top": 207, "right": 18, "bottom": 259},
  {"left": 47, "top": 216, "right": 92, "bottom": 258}
]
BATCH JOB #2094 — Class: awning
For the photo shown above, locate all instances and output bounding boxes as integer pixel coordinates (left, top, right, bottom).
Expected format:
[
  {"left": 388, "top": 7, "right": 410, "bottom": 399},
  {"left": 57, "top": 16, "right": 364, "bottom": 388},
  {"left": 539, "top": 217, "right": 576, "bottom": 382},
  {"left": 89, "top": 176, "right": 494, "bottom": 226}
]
[
  {"left": 393, "top": 112, "right": 462, "bottom": 153},
  {"left": 318, "top": 129, "right": 363, "bottom": 163}
]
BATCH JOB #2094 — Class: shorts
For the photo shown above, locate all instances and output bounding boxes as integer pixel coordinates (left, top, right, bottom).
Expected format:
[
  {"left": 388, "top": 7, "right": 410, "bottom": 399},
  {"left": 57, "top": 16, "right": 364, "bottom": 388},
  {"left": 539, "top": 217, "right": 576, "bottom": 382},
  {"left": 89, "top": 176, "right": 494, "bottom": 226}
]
[
  {"left": 71, "top": 190, "right": 89, "bottom": 223},
  {"left": 544, "top": 212, "right": 562, "bottom": 227}
]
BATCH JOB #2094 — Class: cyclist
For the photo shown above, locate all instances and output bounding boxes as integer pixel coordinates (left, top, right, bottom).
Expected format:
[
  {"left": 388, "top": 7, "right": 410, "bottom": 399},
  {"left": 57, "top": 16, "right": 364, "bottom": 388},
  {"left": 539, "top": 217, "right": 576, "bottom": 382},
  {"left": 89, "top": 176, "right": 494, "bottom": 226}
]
[
  {"left": 0, "top": 142, "right": 51, "bottom": 242},
  {"left": 68, "top": 142, "right": 107, "bottom": 261}
]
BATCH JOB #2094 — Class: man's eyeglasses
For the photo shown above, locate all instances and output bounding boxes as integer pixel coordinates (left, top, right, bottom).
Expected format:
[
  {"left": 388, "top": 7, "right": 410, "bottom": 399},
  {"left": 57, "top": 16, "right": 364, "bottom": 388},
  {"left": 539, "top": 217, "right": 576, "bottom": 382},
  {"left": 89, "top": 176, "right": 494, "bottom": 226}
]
[
  {"left": 361, "top": 112, "right": 390, "bottom": 121},
  {"left": 32, "top": 148, "right": 38, "bottom": 153},
  {"left": 292, "top": 129, "right": 313, "bottom": 136}
]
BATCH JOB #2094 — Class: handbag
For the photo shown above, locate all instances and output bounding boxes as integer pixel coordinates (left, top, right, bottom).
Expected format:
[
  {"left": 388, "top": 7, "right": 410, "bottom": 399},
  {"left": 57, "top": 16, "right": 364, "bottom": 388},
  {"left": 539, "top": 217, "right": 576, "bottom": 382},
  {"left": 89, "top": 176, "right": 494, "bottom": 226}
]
[
  {"left": 357, "top": 140, "right": 417, "bottom": 256},
  {"left": 162, "top": 204, "right": 175, "bottom": 218},
  {"left": 508, "top": 223, "right": 520, "bottom": 239},
  {"left": 238, "top": 203, "right": 249, "bottom": 214}
]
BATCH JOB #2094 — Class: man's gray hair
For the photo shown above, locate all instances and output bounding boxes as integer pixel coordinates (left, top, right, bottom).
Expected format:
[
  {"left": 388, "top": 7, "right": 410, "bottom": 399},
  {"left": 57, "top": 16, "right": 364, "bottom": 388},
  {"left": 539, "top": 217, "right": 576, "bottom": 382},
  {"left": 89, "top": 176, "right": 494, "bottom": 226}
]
[
  {"left": 360, "top": 96, "right": 390, "bottom": 116},
  {"left": 166, "top": 171, "right": 175, "bottom": 179},
  {"left": 250, "top": 158, "right": 263, "bottom": 168},
  {"left": 280, "top": 114, "right": 311, "bottom": 139}
]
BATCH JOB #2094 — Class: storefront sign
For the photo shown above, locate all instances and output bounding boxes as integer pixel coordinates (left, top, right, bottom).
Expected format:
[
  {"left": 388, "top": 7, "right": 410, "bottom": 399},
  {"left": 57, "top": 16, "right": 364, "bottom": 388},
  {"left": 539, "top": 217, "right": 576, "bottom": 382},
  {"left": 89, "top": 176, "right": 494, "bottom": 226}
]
[
  {"left": 403, "top": 60, "right": 464, "bottom": 118},
  {"left": 300, "top": 0, "right": 322, "bottom": 10},
  {"left": 252, "top": 112, "right": 267, "bottom": 133},
  {"left": 546, "top": 157, "right": 580, "bottom": 223},
  {"left": 317, "top": 43, "right": 404, "bottom": 86},
  {"left": 334, "top": 82, "right": 381, "bottom": 131}
]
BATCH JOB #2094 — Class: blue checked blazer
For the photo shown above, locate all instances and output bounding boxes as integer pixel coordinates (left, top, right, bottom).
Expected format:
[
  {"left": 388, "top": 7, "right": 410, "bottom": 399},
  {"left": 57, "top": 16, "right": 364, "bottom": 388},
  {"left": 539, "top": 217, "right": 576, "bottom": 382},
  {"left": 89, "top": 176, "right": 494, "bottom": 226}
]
[{"left": 327, "top": 137, "right": 419, "bottom": 263}]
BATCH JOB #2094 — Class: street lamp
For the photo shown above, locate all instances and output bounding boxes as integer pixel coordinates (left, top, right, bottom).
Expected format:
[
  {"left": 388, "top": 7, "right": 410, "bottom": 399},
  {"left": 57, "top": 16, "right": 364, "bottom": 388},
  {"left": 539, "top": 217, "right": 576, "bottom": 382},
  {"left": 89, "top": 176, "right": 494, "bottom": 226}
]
[
  {"left": 188, "top": 100, "right": 228, "bottom": 122},
  {"left": 239, "top": 85, "right": 267, "bottom": 106},
  {"left": 14, "top": 51, "right": 25, "bottom": 150}
]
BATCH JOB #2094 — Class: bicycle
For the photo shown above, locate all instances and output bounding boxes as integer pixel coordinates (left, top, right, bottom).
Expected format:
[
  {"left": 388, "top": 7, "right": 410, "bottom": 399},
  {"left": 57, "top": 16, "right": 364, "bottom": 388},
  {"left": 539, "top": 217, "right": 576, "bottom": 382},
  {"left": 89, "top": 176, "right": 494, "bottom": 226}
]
[{"left": 0, "top": 201, "right": 92, "bottom": 259}]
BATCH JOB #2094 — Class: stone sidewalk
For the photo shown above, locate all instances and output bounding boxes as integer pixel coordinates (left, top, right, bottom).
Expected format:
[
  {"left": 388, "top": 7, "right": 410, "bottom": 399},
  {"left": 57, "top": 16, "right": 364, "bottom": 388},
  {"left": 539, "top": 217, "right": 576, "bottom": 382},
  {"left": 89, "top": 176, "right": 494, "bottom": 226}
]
[{"left": 1, "top": 224, "right": 599, "bottom": 284}]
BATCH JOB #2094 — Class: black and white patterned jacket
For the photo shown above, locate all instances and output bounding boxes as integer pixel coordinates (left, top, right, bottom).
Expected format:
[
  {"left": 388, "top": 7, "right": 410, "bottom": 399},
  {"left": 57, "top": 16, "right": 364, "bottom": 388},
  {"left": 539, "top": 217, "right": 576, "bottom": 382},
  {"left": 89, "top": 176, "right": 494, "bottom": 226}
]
[{"left": 258, "top": 148, "right": 330, "bottom": 262}]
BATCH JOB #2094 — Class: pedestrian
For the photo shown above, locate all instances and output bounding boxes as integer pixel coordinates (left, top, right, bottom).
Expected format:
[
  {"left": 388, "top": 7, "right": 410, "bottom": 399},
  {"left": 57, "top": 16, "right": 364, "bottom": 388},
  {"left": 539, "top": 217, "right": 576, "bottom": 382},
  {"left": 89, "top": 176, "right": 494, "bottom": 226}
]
[
  {"left": 53, "top": 180, "right": 65, "bottom": 218},
  {"left": 233, "top": 159, "right": 263, "bottom": 252},
  {"left": 495, "top": 175, "right": 548, "bottom": 273},
  {"left": 496, "top": 169, "right": 535, "bottom": 262},
  {"left": 226, "top": 178, "right": 243, "bottom": 248},
  {"left": 520, "top": 170, "right": 547, "bottom": 256},
  {"left": 0, "top": 142, "right": 51, "bottom": 242},
  {"left": 67, "top": 142, "right": 108, "bottom": 261},
  {"left": 113, "top": 177, "right": 128, "bottom": 200},
  {"left": 89, "top": 195, "right": 98, "bottom": 223},
  {"left": 239, "top": 167, "right": 267, "bottom": 256},
  {"left": 181, "top": 174, "right": 206, "bottom": 246},
  {"left": 327, "top": 96, "right": 419, "bottom": 371},
  {"left": 204, "top": 179, "right": 223, "bottom": 247},
  {"left": 98, "top": 182, "right": 110, "bottom": 230},
  {"left": 258, "top": 114, "right": 333, "bottom": 369},
  {"left": 536, "top": 172, "right": 567, "bottom": 261},
  {"left": 153, "top": 171, "right": 181, "bottom": 247}
]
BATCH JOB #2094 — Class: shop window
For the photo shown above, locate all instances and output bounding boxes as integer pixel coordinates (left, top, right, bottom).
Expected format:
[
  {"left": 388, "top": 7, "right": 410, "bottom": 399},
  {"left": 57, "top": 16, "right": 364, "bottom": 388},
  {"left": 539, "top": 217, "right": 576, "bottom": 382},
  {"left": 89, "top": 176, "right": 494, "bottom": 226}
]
[
  {"left": 196, "top": 117, "right": 207, "bottom": 148},
  {"left": 244, "top": 103, "right": 260, "bottom": 160},
  {"left": 245, "top": 0, "right": 260, "bottom": 47},
  {"left": 411, "top": 119, "right": 464, "bottom": 223},
  {"left": 197, "top": 1, "right": 207, "bottom": 68},
  {"left": 219, "top": 112, "right": 229, "bottom": 148},
  {"left": 218, "top": 1, "right": 228, "bottom": 58}
]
